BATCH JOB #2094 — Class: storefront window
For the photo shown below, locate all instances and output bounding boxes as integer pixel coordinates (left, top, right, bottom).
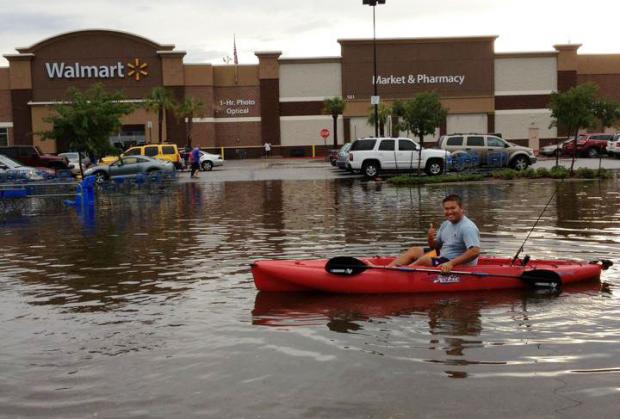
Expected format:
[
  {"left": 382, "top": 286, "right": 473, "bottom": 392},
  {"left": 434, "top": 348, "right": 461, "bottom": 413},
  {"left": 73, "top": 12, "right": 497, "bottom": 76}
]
[{"left": 0, "top": 128, "right": 7, "bottom": 146}]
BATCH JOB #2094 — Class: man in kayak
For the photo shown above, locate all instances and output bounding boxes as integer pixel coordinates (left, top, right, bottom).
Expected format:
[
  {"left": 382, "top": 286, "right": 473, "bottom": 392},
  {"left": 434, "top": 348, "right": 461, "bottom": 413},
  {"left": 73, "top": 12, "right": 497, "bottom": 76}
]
[{"left": 388, "top": 194, "right": 480, "bottom": 273}]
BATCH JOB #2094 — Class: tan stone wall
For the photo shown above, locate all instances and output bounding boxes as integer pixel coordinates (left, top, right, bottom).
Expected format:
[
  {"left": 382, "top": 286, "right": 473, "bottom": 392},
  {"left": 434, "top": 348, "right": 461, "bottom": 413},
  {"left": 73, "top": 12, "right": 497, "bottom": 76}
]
[
  {"left": 495, "top": 57, "right": 557, "bottom": 94},
  {"left": 577, "top": 55, "right": 620, "bottom": 74},
  {"left": 495, "top": 110, "right": 556, "bottom": 140},
  {"left": 161, "top": 55, "right": 185, "bottom": 86},
  {"left": 31, "top": 105, "right": 56, "bottom": 153},
  {"left": 279, "top": 62, "right": 342, "bottom": 100},
  {"left": 280, "top": 116, "right": 344, "bottom": 146},
  {"left": 8, "top": 59, "right": 32, "bottom": 90},
  {"left": 446, "top": 114, "right": 487, "bottom": 134}
]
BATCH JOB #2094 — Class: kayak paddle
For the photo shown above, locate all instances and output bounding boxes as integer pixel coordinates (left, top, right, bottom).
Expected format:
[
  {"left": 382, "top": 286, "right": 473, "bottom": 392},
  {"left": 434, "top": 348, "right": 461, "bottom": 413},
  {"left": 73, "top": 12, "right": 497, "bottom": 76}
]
[{"left": 325, "top": 256, "right": 562, "bottom": 290}]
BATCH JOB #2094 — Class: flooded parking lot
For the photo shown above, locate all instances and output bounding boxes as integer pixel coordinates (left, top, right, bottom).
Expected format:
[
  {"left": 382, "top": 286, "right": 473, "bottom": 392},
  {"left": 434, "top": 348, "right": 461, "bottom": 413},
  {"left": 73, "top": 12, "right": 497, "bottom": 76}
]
[{"left": 1, "top": 176, "right": 619, "bottom": 418}]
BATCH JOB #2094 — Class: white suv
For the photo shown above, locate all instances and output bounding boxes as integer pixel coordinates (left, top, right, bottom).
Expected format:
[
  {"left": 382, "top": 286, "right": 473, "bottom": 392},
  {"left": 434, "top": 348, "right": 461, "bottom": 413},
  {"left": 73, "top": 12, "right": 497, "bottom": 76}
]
[
  {"left": 608, "top": 133, "right": 620, "bottom": 158},
  {"left": 348, "top": 137, "right": 450, "bottom": 178}
]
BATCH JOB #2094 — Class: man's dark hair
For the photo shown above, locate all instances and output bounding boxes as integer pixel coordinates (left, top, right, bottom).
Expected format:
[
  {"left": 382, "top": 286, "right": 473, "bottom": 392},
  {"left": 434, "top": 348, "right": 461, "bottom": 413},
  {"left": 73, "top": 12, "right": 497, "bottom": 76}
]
[{"left": 442, "top": 194, "right": 462, "bottom": 207}]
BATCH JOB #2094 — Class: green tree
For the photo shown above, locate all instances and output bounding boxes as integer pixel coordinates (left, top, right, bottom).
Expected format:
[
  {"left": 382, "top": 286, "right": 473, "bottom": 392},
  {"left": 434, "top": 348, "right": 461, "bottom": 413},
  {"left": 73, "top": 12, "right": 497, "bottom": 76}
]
[
  {"left": 145, "top": 87, "right": 177, "bottom": 143},
  {"left": 397, "top": 92, "right": 448, "bottom": 176},
  {"left": 176, "top": 97, "right": 205, "bottom": 148},
  {"left": 367, "top": 103, "right": 391, "bottom": 137},
  {"left": 548, "top": 83, "right": 598, "bottom": 173},
  {"left": 323, "top": 97, "right": 346, "bottom": 147},
  {"left": 41, "top": 84, "right": 134, "bottom": 177},
  {"left": 593, "top": 98, "right": 620, "bottom": 131}
]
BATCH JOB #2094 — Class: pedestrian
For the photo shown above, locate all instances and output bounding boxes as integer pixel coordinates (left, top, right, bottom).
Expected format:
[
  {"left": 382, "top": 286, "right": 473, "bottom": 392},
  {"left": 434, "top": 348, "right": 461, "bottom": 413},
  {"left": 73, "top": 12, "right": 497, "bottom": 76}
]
[
  {"left": 264, "top": 142, "right": 271, "bottom": 158},
  {"left": 190, "top": 146, "right": 201, "bottom": 178}
]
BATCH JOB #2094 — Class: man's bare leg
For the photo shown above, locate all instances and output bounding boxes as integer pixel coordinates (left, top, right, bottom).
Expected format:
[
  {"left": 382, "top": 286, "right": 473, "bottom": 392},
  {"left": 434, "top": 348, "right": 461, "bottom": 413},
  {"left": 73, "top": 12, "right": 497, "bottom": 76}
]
[{"left": 388, "top": 247, "right": 425, "bottom": 267}]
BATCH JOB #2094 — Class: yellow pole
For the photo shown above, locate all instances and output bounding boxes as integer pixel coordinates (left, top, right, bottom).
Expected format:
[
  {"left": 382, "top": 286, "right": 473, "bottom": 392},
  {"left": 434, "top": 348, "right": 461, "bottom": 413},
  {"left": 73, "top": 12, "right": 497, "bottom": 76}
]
[
  {"left": 312, "top": 145, "right": 316, "bottom": 158},
  {"left": 221, "top": 147, "right": 224, "bottom": 160}
]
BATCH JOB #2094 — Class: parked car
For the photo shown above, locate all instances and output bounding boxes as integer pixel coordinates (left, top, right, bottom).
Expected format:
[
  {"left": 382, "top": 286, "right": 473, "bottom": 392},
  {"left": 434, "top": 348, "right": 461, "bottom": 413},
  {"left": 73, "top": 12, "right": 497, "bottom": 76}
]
[
  {"left": 437, "top": 133, "right": 536, "bottom": 170},
  {"left": 336, "top": 142, "right": 353, "bottom": 170},
  {"left": 539, "top": 138, "right": 573, "bottom": 157},
  {"left": 180, "top": 149, "right": 224, "bottom": 171},
  {"left": 84, "top": 155, "right": 175, "bottom": 183},
  {"left": 607, "top": 133, "right": 620, "bottom": 158},
  {"left": 562, "top": 133, "right": 613, "bottom": 157},
  {"left": 59, "top": 152, "right": 92, "bottom": 175},
  {"left": 348, "top": 137, "right": 449, "bottom": 178},
  {"left": 100, "top": 143, "right": 182, "bottom": 169},
  {"left": 0, "top": 154, "right": 53, "bottom": 181},
  {"left": 0, "top": 145, "right": 69, "bottom": 171},
  {"left": 327, "top": 148, "right": 340, "bottom": 166}
]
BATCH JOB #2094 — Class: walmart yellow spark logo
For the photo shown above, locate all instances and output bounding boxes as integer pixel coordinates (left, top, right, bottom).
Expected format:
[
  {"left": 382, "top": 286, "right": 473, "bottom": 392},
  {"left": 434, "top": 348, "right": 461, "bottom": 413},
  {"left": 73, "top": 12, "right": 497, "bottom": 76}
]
[{"left": 127, "top": 58, "right": 148, "bottom": 81}]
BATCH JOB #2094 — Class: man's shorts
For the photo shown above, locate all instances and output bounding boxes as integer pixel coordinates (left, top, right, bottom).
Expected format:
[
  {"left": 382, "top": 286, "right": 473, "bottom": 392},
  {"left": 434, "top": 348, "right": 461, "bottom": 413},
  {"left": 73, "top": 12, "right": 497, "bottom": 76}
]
[{"left": 431, "top": 257, "right": 450, "bottom": 267}]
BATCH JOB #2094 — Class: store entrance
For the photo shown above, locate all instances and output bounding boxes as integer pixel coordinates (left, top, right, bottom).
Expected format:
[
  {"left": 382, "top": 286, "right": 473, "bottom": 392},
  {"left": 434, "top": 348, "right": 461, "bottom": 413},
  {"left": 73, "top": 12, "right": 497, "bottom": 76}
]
[{"left": 109, "top": 125, "right": 146, "bottom": 150}]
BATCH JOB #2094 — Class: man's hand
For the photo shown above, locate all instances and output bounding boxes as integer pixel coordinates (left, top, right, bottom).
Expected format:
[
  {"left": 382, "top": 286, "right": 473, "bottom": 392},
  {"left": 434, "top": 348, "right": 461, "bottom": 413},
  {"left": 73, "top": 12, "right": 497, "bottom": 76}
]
[{"left": 439, "top": 261, "right": 454, "bottom": 273}]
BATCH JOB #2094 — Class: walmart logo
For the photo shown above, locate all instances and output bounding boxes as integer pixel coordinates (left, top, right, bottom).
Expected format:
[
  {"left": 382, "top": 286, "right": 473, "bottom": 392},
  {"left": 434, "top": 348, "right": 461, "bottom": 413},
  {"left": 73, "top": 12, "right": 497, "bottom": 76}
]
[{"left": 128, "top": 58, "right": 148, "bottom": 81}]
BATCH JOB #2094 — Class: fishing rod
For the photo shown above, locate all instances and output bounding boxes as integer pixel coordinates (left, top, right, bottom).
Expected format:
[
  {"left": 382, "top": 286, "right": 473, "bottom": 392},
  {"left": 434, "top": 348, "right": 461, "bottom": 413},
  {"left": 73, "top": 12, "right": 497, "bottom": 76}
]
[{"left": 511, "top": 182, "right": 561, "bottom": 265}]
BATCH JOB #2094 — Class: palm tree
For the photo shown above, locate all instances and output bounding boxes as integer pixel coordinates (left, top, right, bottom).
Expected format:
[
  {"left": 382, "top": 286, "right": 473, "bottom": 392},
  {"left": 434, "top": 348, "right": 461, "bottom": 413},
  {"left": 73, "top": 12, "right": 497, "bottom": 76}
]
[
  {"left": 367, "top": 103, "right": 391, "bottom": 137},
  {"left": 144, "top": 87, "right": 176, "bottom": 143},
  {"left": 176, "top": 97, "right": 205, "bottom": 148},
  {"left": 323, "top": 97, "right": 346, "bottom": 147}
]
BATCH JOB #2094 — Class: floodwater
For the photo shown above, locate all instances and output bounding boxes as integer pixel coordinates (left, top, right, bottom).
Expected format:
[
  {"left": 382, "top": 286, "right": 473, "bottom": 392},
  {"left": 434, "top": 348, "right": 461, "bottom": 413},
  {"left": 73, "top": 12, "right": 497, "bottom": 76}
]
[{"left": 1, "top": 177, "right": 619, "bottom": 418}]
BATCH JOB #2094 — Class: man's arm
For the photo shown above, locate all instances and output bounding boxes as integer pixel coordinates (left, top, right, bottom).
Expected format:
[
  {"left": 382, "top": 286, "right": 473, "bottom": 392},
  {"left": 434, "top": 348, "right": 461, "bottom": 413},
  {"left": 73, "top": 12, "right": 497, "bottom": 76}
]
[{"left": 438, "top": 246, "right": 481, "bottom": 273}]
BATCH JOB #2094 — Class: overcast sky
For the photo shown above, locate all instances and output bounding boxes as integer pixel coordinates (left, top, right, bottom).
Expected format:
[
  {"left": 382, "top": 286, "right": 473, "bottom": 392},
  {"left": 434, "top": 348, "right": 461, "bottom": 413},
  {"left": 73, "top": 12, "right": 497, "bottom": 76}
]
[{"left": 1, "top": 0, "right": 618, "bottom": 66}]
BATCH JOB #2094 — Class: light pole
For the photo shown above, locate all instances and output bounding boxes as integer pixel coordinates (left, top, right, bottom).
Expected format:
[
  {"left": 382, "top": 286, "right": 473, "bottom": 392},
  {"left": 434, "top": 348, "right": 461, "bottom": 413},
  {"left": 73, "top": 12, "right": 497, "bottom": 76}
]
[{"left": 363, "top": 0, "right": 385, "bottom": 138}]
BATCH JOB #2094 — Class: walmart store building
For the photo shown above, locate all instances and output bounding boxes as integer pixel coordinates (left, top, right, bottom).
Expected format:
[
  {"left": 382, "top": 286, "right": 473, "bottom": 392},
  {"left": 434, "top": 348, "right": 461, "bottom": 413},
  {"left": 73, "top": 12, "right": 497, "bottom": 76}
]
[{"left": 1, "top": 30, "right": 620, "bottom": 155}]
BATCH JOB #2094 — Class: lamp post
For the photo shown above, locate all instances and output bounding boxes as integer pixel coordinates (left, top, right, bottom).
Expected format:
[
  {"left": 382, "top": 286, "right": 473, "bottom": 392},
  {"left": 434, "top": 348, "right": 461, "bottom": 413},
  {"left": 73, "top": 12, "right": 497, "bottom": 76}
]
[{"left": 363, "top": 0, "right": 385, "bottom": 138}]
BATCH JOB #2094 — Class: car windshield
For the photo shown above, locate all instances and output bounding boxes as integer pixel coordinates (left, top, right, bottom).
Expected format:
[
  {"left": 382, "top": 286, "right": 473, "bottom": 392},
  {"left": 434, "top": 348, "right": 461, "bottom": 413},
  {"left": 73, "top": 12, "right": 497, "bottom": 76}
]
[{"left": 0, "top": 154, "right": 23, "bottom": 168}]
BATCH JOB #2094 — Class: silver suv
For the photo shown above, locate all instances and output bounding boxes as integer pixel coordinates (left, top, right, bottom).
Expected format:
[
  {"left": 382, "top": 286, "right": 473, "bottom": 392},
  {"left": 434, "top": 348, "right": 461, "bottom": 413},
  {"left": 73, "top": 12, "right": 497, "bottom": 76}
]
[
  {"left": 607, "top": 133, "right": 620, "bottom": 158},
  {"left": 437, "top": 134, "right": 536, "bottom": 170},
  {"left": 348, "top": 137, "right": 450, "bottom": 178}
]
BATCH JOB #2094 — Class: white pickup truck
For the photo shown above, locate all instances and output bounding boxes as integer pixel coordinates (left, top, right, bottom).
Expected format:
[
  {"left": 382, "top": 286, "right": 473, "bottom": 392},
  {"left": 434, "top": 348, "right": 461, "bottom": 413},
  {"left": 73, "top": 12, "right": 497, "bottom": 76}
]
[{"left": 347, "top": 137, "right": 450, "bottom": 178}]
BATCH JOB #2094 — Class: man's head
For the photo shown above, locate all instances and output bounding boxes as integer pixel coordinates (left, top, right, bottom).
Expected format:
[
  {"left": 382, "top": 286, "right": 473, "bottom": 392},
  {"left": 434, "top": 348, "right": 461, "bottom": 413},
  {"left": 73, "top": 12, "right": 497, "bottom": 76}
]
[{"left": 442, "top": 194, "right": 464, "bottom": 224}]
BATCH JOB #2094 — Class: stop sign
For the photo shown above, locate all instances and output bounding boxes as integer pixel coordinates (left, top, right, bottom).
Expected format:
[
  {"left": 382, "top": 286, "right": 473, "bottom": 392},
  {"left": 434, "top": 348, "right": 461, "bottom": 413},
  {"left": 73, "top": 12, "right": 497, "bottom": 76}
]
[{"left": 320, "top": 128, "right": 330, "bottom": 139}]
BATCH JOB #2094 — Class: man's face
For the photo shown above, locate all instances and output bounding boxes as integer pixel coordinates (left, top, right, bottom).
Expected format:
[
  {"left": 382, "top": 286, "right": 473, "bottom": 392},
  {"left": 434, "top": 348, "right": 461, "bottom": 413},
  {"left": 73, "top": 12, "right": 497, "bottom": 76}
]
[{"left": 443, "top": 200, "right": 464, "bottom": 223}]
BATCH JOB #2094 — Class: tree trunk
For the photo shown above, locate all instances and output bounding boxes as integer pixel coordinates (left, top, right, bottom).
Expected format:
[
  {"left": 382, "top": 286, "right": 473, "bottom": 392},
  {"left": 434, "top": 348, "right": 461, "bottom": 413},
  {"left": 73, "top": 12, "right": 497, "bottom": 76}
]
[
  {"left": 158, "top": 109, "right": 163, "bottom": 144},
  {"left": 379, "top": 120, "right": 385, "bottom": 137},
  {"left": 570, "top": 127, "right": 578, "bottom": 175},
  {"left": 332, "top": 114, "right": 338, "bottom": 147}
]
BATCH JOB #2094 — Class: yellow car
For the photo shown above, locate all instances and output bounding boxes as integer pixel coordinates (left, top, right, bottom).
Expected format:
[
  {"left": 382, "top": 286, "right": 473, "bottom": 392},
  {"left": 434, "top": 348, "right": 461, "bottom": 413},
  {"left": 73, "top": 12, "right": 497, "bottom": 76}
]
[{"left": 100, "top": 143, "right": 182, "bottom": 169}]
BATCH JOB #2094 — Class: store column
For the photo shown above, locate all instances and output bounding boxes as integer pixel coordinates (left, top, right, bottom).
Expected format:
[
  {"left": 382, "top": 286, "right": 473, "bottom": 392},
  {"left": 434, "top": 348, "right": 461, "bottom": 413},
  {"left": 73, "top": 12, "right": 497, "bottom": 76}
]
[
  {"left": 4, "top": 53, "right": 33, "bottom": 146},
  {"left": 255, "top": 51, "right": 281, "bottom": 147}
]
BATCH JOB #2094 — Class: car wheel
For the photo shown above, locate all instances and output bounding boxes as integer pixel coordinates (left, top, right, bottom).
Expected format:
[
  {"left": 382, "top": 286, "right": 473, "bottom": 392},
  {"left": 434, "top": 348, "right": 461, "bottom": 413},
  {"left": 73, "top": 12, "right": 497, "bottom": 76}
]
[
  {"left": 362, "top": 161, "right": 380, "bottom": 179},
  {"left": 201, "top": 161, "right": 213, "bottom": 171},
  {"left": 510, "top": 156, "right": 529, "bottom": 170},
  {"left": 93, "top": 171, "right": 108, "bottom": 184},
  {"left": 425, "top": 159, "right": 444, "bottom": 176},
  {"left": 587, "top": 148, "right": 598, "bottom": 158}
]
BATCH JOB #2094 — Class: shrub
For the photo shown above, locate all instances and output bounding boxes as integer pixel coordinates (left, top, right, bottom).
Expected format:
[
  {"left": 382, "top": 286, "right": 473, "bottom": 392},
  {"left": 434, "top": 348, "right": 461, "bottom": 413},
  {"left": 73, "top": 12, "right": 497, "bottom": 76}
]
[
  {"left": 575, "top": 167, "right": 613, "bottom": 179},
  {"left": 535, "top": 167, "right": 550, "bottom": 178},
  {"left": 549, "top": 166, "right": 569, "bottom": 179},
  {"left": 388, "top": 173, "right": 484, "bottom": 185},
  {"left": 491, "top": 169, "right": 516, "bottom": 179}
]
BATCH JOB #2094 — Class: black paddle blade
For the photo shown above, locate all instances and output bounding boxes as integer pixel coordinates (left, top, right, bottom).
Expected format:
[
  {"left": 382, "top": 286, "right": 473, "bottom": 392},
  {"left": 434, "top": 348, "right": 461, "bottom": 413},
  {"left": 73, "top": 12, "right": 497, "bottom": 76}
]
[
  {"left": 325, "top": 257, "right": 368, "bottom": 275},
  {"left": 520, "top": 270, "right": 562, "bottom": 291}
]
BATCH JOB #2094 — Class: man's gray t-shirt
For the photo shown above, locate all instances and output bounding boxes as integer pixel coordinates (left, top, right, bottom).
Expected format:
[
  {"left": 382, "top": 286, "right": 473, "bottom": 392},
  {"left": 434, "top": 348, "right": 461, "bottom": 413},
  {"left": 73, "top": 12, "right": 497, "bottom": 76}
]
[{"left": 436, "top": 215, "right": 480, "bottom": 265}]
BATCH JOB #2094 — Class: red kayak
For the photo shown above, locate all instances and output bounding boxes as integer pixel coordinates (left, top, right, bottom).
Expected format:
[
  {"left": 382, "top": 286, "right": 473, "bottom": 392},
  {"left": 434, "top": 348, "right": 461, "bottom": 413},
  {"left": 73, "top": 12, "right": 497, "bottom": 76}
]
[{"left": 251, "top": 257, "right": 608, "bottom": 294}]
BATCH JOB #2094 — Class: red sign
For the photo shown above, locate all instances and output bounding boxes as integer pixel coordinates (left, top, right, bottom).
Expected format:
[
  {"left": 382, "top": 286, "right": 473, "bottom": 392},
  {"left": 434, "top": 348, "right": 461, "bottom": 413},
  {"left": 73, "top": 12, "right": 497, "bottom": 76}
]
[{"left": 320, "top": 129, "right": 330, "bottom": 139}]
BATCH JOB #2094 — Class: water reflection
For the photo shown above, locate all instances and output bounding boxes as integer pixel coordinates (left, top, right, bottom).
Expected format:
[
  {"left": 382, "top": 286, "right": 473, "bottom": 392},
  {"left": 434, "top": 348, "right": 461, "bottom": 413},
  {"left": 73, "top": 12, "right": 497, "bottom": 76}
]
[{"left": 1, "top": 176, "right": 619, "bottom": 417}]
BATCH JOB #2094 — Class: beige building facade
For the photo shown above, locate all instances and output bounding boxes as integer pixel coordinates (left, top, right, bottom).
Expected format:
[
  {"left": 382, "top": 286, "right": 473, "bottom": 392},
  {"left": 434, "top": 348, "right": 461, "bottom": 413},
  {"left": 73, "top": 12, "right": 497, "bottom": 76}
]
[{"left": 1, "top": 30, "right": 619, "bottom": 156}]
